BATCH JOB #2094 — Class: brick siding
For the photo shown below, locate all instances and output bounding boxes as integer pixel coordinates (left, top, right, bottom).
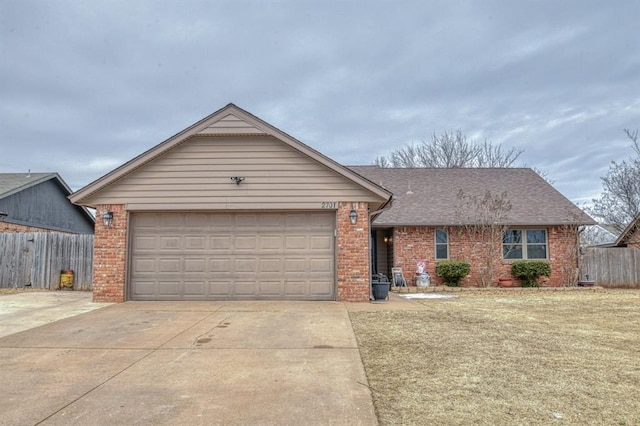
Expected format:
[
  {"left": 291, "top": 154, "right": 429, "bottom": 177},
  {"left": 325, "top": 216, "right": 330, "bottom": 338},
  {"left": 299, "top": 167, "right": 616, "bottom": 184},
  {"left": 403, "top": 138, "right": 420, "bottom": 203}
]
[
  {"left": 92, "top": 204, "right": 127, "bottom": 302},
  {"left": 337, "top": 202, "right": 371, "bottom": 302},
  {"left": 393, "top": 225, "right": 580, "bottom": 287},
  {"left": 0, "top": 222, "right": 73, "bottom": 234}
]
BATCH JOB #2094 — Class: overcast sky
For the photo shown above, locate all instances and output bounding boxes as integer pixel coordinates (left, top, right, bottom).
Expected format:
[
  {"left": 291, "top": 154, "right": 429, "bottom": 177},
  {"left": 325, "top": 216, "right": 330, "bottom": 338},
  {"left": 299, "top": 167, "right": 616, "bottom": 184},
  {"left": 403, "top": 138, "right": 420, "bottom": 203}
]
[{"left": 1, "top": 1, "right": 638, "bottom": 205}]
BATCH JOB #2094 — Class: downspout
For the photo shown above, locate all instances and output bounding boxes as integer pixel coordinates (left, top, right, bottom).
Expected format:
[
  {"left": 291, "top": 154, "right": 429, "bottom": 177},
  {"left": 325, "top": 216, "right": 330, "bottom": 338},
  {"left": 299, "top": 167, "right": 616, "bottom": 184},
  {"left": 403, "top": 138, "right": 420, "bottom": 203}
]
[
  {"left": 368, "top": 197, "right": 394, "bottom": 301},
  {"left": 577, "top": 225, "right": 586, "bottom": 283}
]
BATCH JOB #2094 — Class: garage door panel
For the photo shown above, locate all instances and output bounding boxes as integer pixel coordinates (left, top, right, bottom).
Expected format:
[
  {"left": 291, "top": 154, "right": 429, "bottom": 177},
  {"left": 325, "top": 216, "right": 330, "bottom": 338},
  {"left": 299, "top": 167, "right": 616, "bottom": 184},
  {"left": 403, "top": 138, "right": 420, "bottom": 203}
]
[
  {"left": 235, "top": 236, "right": 258, "bottom": 249},
  {"left": 134, "top": 236, "right": 157, "bottom": 250},
  {"left": 235, "top": 214, "right": 259, "bottom": 228},
  {"left": 310, "top": 235, "right": 332, "bottom": 250},
  {"left": 160, "top": 236, "right": 181, "bottom": 250},
  {"left": 209, "top": 213, "right": 233, "bottom": 227},
  {"left": 235, "top": 258, "right": 258, "bottom": 272},
  {"left": 159, "top": 258, "right": 180, "bottom": 272},
  {"left": 184, "top": 281, "right": 206, "bottom": 295},
  {"left": 184, "top": 258, "right": 206, "bottom": 272},
  {"left": 284, "top": 281, "right": 306, "bottom": 295},
  {"left": 185, "top": 236, "right": 206, "bottom": 250},
  {"left": 185, "top": 213, "right": 208, "bottom": 227},
  {"left": 133, "top": 281, "right": 156, "bottom": 297},
  {"left": 310, "top": 258, "right": 332, "bottom": 273},
  {"left": 259, "top": 214, "right": 283, "bottom": 227},
  {"left": 234, "top": 281, "right": 257, "bottom": 296},
  {"left": 158, "top": 281, "right": 180, "bottom": 296},
  {"left": 158, "top": 213, "right": 183, "bottom": 228},
  {"left": 130, "top": 212, "right": 335, "bottom": 300},
  {"left": 209, "top": 281, "right": 232, "bottom": 296},
  {"left": 210, "top": 258, "right": 232, "bottom": 272},
  {"left": 259, "top": 281, "right": 283, "bottom": 295},
  {"left": 285, "top": 235, "right": 307, "bottom": 250},
  {"left": 259, "top": 258, "right": 283, "bottom": 273},
  {"left": 284, "top": 258, "right": 306, "bottom": 272},
  {"left": 133, "top": 258, "right": 156, "bottom": 273},
  {"left": 260, "top": 235, "right": 283, "bottom": 250},
  {"left": 210, "top": 236, "right": 232, "bottom": 250},
  {"left": 310, "top": 280, "right": 333, "bottom": 296}
]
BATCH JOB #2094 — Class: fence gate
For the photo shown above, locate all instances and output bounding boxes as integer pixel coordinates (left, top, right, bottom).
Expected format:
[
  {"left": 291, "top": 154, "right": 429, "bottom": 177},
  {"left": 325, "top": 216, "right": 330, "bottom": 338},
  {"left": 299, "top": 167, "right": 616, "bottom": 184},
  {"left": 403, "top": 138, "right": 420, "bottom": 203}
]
[{"left": 0, "top": 233, "right": 93, "bottom": 290}]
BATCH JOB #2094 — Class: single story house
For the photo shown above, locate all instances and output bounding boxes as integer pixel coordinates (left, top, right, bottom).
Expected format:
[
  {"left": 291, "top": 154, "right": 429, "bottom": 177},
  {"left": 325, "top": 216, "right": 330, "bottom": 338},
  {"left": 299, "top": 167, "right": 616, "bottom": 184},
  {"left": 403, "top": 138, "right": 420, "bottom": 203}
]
[
  {"left": 70, "top": 104, "right": 593, "bottom": 302},
  {"left": 0, "top": 172, "right": 94, "bottom": 234},
  {"left": 349, "top": 166, "right": 595, "bottom": 287},
  {"left": 70, "top": 104, "right": 392, "bottom": 302}
]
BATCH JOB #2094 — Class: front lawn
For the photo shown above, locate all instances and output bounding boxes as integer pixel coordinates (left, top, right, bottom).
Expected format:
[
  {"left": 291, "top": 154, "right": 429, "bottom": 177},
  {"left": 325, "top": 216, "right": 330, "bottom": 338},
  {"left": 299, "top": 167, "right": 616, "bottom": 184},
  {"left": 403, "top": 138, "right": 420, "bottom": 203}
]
[{"left": 350, "top": 289, "right": 640, "bottom": 425}]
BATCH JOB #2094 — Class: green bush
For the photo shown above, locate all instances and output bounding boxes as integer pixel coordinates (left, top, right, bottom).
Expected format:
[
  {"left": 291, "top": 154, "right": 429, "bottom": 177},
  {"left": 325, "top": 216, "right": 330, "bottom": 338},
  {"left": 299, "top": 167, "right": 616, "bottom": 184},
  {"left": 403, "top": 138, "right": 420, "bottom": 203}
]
[
  {"left": 511, "top": 260, "right": 551, "bottom": 287},
  {"left": 436, "top": 261, "right": 470, "bottom": 287}
]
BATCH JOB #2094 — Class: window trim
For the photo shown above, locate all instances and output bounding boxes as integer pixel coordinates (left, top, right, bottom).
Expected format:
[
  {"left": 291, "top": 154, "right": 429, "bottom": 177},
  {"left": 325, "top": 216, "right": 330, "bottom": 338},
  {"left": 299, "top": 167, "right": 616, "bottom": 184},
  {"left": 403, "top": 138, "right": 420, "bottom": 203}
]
[
  {"left": 435, "top": 228, "right": 449, "bottom": 260},
  {"left": 503, "top": 228, "right": 548, "bottom": 260}
]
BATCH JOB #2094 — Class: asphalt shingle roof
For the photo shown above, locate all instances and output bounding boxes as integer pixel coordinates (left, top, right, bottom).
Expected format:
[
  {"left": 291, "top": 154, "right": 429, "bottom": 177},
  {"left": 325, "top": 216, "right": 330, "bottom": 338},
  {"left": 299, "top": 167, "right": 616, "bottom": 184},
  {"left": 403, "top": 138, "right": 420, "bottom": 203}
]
[
  {"left": 348, "top": 166, "right": 595, "bottom": 226},
  {"left": 0, "top": 173, "right": 62, "bottom": 198}
]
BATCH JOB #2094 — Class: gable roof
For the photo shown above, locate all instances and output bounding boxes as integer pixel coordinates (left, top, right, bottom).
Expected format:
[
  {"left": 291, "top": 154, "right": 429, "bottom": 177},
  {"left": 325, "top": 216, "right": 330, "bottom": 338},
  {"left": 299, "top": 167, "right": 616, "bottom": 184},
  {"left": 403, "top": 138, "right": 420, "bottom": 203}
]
[
  {"left": 349, "top": 166, "right": 595, "bottom": 226},
  {"left": 0, "top": 172, "right": 95, "bottom": 224},
  {"left": 70, "top": 103, "right": 391, "bottom": 205},
  {"left": 615, "top": 213, "right": 640, "bottom": 247}
]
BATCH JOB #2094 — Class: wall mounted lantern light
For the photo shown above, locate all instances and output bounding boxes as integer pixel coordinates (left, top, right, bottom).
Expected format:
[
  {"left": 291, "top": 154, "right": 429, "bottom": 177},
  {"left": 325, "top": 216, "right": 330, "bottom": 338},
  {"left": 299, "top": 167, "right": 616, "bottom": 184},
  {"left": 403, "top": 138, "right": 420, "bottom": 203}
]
[
  {"left": 349, "top": 209, "right": 358, "bottom": 225},
  {"left": 102, "top": 211, "right": 114, "bottom": 228},
  {"left": 230, "top": 176, "right": 245, "bottom": 185}
]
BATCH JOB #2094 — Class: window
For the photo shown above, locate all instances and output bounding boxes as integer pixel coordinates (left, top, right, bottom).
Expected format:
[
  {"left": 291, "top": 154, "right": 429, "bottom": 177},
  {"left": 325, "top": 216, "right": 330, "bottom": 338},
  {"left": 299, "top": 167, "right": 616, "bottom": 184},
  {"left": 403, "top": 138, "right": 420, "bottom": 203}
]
[
  {"left": 503, "top": 229, "right": 547, "bottom": 259},
  {"left": 435, "top": 229, "right": 449, "bottom": 260}
]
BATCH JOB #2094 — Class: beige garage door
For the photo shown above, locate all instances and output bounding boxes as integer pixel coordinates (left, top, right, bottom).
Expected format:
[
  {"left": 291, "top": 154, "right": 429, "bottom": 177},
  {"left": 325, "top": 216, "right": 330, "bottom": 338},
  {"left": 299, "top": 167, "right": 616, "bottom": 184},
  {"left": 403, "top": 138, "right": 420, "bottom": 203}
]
[{"left": 129, "top": 212, "right": 335, "bottom": 300}]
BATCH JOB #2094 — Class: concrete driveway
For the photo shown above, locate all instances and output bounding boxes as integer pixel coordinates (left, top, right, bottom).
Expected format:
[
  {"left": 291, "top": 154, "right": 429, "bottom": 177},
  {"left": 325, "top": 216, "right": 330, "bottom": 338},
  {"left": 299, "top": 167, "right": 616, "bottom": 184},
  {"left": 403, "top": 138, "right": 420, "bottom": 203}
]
[{"left": 0, "top": 297, "right": 377, "bottom": 425}]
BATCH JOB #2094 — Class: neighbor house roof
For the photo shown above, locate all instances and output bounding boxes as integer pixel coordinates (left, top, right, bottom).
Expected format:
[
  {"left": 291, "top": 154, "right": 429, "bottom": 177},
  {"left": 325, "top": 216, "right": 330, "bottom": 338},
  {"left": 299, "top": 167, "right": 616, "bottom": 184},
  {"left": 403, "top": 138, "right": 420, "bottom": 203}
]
[
  {"left": 614, "top": 213, "right": 640, "bottom": 247},
  {"left": 70, "top": 103, "right": 392, "bottom": 206},
  {"left": 348, "top": 166, "right": 595, "bottom": 227},
  {"left": 0, "top": 172, "right": 95, "bottom": 224},
  {"left": 0, "top": 173, "right": 68, "bottom": 199}
]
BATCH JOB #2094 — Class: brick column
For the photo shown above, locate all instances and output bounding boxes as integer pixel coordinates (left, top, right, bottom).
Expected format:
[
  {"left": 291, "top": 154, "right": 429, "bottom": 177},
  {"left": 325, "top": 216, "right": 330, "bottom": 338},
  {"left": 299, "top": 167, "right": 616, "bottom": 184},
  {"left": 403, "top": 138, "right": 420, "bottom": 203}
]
[
  {"left": 337, "top": 202, "right": 370, "bottom": 302},
  {"left": 93, "top": 204, "right": 127, "bottom": 302}
]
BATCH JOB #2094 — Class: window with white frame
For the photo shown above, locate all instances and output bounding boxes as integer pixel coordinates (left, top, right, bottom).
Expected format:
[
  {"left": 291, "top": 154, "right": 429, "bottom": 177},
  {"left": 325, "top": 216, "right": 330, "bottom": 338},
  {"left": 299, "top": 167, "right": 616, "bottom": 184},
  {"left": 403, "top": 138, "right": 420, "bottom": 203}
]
[
  {"left": 503, "top": 229, "right": 547, "bottom": 259},
  {"left": 435, "top": 229, "right": 449, "bottom": 260}
]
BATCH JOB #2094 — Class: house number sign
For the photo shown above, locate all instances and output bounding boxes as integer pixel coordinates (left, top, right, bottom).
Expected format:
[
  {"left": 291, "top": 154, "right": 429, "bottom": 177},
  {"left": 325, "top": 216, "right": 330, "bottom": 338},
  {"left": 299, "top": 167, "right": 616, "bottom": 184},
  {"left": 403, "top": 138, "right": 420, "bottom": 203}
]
[{"left": 321, "top": 202, "right": 337, "bottom": 209}]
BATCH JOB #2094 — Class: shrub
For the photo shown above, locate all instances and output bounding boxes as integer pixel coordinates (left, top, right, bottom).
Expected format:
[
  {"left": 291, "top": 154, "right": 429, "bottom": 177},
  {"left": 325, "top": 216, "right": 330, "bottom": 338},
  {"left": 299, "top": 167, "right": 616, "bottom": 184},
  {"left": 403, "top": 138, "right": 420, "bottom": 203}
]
[
  {"left": 436, "top": 261, "right": 470, "bottom": 287},
  {"left": 511, "top": 260, "right": 551, "bottom": 287}
]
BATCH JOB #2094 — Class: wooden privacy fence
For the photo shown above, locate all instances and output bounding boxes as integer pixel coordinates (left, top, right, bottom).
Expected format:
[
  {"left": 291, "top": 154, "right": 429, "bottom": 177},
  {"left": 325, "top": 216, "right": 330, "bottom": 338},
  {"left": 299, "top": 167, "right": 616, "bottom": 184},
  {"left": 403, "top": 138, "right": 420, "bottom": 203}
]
[
  {"left": 580, "top": 247, "right": 640, "bottom": 288},
  {"left": 0, "top": 233, "right": 93, "bottom": 290}
]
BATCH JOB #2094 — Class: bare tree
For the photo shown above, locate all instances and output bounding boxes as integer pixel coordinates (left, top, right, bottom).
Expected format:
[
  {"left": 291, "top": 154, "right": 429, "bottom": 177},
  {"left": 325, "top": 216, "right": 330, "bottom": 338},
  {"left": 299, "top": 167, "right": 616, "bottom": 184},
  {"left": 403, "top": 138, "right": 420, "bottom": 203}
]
[
  {"left": 375, "top": 130, "right": 524, "bottom": 168},
  {"left": 455, "top": 190, "right": 512, "bottom": 287},
  {"left": 590, "top": 129, "right": 640, "bottom": 233}
]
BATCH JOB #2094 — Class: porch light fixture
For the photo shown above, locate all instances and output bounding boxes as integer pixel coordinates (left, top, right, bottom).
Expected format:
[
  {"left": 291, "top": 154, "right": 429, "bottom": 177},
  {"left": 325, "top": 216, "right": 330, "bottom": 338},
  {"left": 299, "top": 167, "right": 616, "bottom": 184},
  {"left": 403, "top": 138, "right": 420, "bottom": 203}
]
[
  {"left": 102, "top": 211, "right": 114, "bottom": 228},
  {"left": 384, "top": 236, "right": 393, "bottom": 244},
  {"left": 349, "top": 209, "right": 358, "bottom": 225},
  {"left": 230, "top": 176, "right": 245, "bottom": 185}
]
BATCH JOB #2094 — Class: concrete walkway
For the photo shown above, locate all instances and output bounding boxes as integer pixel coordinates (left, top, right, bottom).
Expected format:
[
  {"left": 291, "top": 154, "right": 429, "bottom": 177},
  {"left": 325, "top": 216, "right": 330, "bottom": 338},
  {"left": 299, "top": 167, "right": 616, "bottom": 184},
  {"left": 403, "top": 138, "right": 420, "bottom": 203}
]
[
  {"left": 0, "top": 298, "right": 377, "bottom": 425},
  {"left": 0, "top": 291, "right": 109, "bottom": 338}
]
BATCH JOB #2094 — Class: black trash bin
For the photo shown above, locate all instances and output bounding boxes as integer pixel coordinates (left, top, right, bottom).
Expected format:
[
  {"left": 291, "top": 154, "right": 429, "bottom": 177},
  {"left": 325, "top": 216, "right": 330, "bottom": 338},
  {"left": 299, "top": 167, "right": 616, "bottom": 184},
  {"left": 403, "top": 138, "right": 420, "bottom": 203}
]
[{"left": 372, "top": 281, "right": 390, "bottom": 300}]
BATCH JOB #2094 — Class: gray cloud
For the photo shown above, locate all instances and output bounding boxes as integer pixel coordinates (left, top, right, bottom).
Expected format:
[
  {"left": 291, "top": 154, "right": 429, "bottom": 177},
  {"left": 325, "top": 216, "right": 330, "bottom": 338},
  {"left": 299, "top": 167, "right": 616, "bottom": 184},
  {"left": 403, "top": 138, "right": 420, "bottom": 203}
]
[{"left": 1, "top": 0, "right": 638, "bottom": 205}]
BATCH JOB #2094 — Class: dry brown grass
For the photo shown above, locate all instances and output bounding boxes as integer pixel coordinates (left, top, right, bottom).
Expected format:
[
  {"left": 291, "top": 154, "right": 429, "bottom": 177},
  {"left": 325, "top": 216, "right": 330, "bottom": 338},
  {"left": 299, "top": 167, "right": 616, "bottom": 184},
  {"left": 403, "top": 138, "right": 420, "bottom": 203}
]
[{"left": 350, "top": 289, "right": 640, "bottom": 425}]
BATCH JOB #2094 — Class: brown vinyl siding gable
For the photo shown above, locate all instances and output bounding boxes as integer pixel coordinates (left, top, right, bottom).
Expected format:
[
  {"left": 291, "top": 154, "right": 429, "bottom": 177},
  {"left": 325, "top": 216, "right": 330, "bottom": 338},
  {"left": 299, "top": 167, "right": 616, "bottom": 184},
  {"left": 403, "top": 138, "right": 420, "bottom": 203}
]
[
  {"left": 197, "top": 113, "right": 267, "bottom": 135},
  {"left": 82, "top": 136, "right": 383, "bottom": 209}
]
